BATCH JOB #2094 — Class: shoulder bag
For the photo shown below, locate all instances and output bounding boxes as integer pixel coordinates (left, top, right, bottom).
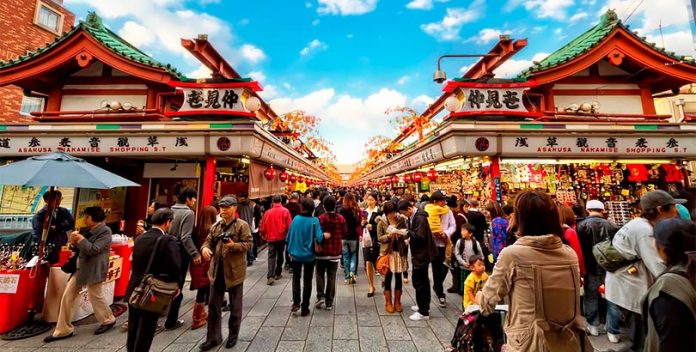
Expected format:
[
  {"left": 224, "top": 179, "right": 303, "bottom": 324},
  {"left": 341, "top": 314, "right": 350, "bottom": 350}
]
[
  {"left": 129, "top": 235, "right": 180, "bottom": 316},
  {"left": 592, "top": 225, "right": 635, "bottom": 273}
]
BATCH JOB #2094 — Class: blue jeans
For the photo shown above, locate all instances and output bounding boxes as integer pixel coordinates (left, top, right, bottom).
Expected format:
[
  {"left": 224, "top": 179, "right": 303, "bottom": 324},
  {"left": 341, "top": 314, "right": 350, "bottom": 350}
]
[
  {"left": 342, "top": 240, "right": 358, "bottom": 279},
  {"left": 606, "top": 301, "right": 643, "bottom": 351},
  {"left": 583, "top": 272, "right": 604, "bottom": 326}
]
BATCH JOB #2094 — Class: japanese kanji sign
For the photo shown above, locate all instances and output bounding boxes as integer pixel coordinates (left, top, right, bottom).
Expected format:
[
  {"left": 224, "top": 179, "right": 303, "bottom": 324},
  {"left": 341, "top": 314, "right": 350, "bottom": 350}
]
[
  {"left": 176, "top": 87, "right": 252, "bottom": 115},
  {"left": 458, "top": 87, "right": 528, "bottom": 113},
  {"left": 0, "top": 135, "right": 205, "bottom": 156},
  {"left": 502, "top": 136, "right": 696, "bottom": 157}
]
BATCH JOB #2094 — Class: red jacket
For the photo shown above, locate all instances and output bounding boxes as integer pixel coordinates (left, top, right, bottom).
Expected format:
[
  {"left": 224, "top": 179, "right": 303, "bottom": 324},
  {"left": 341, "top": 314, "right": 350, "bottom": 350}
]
[
  {"left": 563, "top": 226, "right": 586, "bottom": 276},
  {"left": 259, "top": 203, "right": 292, "bottom": 242}
]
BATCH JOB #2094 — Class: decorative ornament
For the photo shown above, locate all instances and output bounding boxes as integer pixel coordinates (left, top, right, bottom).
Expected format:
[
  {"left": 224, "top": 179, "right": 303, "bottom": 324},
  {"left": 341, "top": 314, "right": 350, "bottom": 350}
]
[
  {"left": 412, "top": 171, "right": 423, "bottom": 183},
  {"left": 289, "top": 174, "right": 297, "bottom": 183},
  {"left": 390, "top": 175, "right": 399, "bottom": 184},
  {"left": 244, "top": 96, "right": 262, "bottom": 112},
  {"left": 403, "top": 173, "right": 412, "bottom": 183},
  {"left": 298, "top": 176, "right": 305, "bottom": 183},
  {"left": 279, "top": 171, "right": 289, "bottom": 182},
  {"left": 444, "top": 95, "right": 461, "bottom": 112},
  {"left": 427, "top": 168, "right": 438, "bottom": 181},
  {"left": 264, "top": 166, "right": 276, "bottom": 181}
]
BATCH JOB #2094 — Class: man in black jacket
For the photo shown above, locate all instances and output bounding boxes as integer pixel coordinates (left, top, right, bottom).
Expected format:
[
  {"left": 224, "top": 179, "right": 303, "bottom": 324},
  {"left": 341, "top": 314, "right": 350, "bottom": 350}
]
[
  {"left": 575, "top": 200, "right": 617, "bottom": 336},
  {"left": 398, "top": 200, "right": 437, "bottom": 321},
  {"left": 463, "top": 199, "right": 488, "bottom": 244},
  {"left": 126, "top": 208, "right": 181, "bottom": 352}
]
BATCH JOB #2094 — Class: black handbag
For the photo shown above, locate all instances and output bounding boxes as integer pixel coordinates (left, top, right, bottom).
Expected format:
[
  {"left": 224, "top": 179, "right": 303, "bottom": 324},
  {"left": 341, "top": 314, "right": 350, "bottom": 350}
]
[{"left": 128, "top": 235, "right": 180, "bottom": 316}]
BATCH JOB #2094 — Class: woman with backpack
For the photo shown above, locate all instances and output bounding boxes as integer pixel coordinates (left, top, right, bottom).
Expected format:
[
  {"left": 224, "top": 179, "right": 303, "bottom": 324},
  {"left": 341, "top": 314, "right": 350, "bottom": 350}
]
[
  {"left": 642, "top": 218, "right": 696, "bottom": 352},
  {"left": 477, "top": 190, "right": 590, "bottom": 352}
]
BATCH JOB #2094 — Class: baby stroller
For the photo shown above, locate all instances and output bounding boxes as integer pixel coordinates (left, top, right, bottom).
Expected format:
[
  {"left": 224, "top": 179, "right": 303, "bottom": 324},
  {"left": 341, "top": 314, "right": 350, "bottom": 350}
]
[{"left": 450, "top": 305, "right": 507, "bottom": 352}]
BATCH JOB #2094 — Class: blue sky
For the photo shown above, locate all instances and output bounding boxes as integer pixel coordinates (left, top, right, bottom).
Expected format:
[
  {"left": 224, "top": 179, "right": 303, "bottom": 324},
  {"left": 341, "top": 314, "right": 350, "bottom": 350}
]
[{"left": 64, "top": 0, "right": 695, "bottom": 164}]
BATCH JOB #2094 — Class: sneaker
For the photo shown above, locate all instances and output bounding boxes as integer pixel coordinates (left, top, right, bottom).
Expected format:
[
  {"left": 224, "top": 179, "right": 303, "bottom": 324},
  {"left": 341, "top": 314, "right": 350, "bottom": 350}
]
[
  {"left": 315, "top": 298, "right": 325, "bottom": 309},
  {"left": 301, "top": 308, "right": 311, "bottom": 317},
  {"left": 344, "top": 279, "right": 351, "bottom": 285},
  {"left": 350, "top": 273, "right": 356, "bottom": 284},
  {"left": 409, "top": 312, "right": 429, "bottom": 321},
  {"left": 438, "top": 297, "right": 447, "bottom": 308},
  {"left": 587, "top": 325, "right": 600, "bottom": 337},
  {"left": 607, "top": 333, "right": 620, "bottom": 343},
  {"left": 291, "top": 304, "right": 300, "bottom": 314},
  {"left": 325, "top": 304, "right": 333, "bottom": 311},
  {"left": 266, "top": 277, "right": 274, "bottom": 285},
  {"left": 411, "top": 305, "right": 419, "bottom": 312}
]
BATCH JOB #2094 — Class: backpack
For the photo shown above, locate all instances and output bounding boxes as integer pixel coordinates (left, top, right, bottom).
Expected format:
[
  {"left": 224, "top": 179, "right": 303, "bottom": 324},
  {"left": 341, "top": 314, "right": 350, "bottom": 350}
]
[
  {"left": 592, "top": 225, "right": 636, "bottom": 273},
  {"left": 450, "top": 311, "right": 504, "bottom": 352}
]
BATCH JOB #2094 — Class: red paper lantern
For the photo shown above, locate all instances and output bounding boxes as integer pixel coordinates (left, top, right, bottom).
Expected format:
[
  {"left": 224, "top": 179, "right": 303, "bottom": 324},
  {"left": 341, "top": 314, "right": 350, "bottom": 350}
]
[
  {"left": 298, "top": 176, "right": 305, "bottom": 183},
  {"left": 390, "top": 175, "right": 399, "bottom": 184},
  {"left": 412, "top": 172, "right": 423, "bottom": 182},
  {"left": 289, "top": 174, "right": 297, "bottom": 183},
  {"left": 279, "top": 171, "right": 289, "bottom": 182},
  {"left": 264, "top": 166, "right": 276, "bottom": 181},
  {"left": 426, "top": 168, "right": 438, "bottom": 181},
  {"left": 403, "top": 173, "right": 412, "bottom": 183}
]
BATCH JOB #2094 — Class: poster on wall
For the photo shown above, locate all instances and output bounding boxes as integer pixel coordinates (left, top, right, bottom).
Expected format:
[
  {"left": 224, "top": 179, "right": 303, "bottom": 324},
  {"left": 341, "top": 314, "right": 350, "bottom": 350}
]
[{"left": 74, "top": 188, "right": 127, "bottom": 229}]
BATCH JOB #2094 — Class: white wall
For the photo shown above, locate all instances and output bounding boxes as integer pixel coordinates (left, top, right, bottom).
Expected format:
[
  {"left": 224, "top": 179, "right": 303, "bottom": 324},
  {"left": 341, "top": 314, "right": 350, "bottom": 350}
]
[
  {"left": 61, "top": 95, "right": 147, "bottom": 111},
  {"left": 554, "top": 95, "right": 644, "bottom": 114}
]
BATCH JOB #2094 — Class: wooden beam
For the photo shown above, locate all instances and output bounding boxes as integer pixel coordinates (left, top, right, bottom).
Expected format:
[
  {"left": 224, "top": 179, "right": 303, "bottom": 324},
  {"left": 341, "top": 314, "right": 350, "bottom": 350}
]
[{"left": 463, "top": 37, "right": 528, "bottom": 80}]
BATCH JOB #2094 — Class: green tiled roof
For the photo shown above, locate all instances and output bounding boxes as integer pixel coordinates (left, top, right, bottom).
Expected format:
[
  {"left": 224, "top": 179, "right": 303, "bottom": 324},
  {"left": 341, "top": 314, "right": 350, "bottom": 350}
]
[
  {"left": 0, "top": 12, "right": 185, "bottom": 79},
  {"left": 517, "top": 9, "right": 696, "bottom": 79}
]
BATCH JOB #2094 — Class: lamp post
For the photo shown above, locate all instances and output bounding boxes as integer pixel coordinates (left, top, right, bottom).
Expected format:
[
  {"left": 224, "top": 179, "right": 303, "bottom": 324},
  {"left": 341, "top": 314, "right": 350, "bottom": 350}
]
[{"left": 433, "top": 54, "right": 499, "bottom": 84}]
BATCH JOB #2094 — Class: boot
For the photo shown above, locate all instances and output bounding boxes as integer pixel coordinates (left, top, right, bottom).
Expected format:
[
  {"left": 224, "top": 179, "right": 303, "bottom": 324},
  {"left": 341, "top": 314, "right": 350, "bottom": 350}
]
[
  {"left": 384, "top": 290, "right": 394, "bottom": 314},
  {"left": 191, "top": 303, "right": 207, "bottom": 330},
  {"left": 394, "top": 290, "right": 403, "bottom": 312}
]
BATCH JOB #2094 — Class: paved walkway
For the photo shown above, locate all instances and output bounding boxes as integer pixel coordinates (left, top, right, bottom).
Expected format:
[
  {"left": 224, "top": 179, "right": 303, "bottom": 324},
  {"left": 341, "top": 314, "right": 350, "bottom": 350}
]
[{"left": 2, "top": 248, "right": 630, "bottom": 352}]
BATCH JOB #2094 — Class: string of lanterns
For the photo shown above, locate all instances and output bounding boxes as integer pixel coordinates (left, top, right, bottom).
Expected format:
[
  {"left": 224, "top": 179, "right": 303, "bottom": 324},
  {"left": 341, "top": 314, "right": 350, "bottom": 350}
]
[
  {"left": 263, "top": 165, "right": 327, "bottom": 187},
  {"left": 368, "top": 168, "right": 439, "bottom": 187}
]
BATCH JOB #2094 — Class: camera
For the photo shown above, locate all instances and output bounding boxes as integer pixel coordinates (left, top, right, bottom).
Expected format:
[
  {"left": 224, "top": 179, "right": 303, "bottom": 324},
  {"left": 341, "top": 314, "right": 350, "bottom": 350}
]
[{"left": 220, "top": 232, "right": 232, "bottom": 244}]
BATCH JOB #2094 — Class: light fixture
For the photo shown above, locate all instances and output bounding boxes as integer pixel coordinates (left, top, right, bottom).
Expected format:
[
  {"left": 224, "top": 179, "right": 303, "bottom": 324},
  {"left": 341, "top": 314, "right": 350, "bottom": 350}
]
[
  {"left": 433, "top": 53, "right": 499, "bottom": 84},
  {"left": 240, "top": 157, "right": 250, "bottom": 164},
  {"left": 244, "top": 96, "right": 262, "bottom": 112},
  {"left": 444, "top": 95, "right": 461, "bottom": 112},
  {"left": 170, "top": 161, "right": 179, "bottom": 171}
]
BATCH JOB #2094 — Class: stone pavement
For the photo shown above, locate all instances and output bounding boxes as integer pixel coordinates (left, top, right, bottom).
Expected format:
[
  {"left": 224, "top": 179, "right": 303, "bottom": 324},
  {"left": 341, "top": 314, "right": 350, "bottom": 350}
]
[{"left": 2, "top": 247, "right": 631, "bottom": 352}]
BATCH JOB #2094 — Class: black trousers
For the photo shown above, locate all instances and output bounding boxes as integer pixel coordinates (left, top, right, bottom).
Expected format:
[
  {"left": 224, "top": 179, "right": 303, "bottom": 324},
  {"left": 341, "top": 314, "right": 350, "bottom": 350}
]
[
  {"left": 267, "top": 241, "right": 285, "bottom": 278},
  {"left": 127, "top": 305, "right": 159, "bottom": 352},
  {"left": 315, "top": 260, "right": 338, "bottom": 305},
  {"left": 412, "top": 264, "right": 431, "bottom": 316},
  {"left": 291, "top": 261, "right": 315, "bottom": 309},
  {"left": 207, "top": 280, "right": 243, "bottom": 343},
  {"left": 384, "top": 271, "right": 403, "bottom": 291},
  {"left": 165, "top": 244, "right": 189, "bottom": 327},
  {"left": 431, "top": 247, "right": 447, "bottom": 299}
]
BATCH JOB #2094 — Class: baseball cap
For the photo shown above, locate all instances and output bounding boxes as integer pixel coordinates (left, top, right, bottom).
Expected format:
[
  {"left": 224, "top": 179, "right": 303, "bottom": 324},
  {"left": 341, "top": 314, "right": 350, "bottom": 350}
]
[
  {"left": 219, "top": 196, "right": 238, "bottom": 207},
  {"left": 653, "top": 218, "right": 696, "bottom": 253},
  {"left": 640, "top": 190, "right": 686, "bottom": 211},
  {"left": 586, "top": 200, "right": 605, "bottom": 211},
  {"left": 430, "top": 191, "right": 446, "bottom": 202}
]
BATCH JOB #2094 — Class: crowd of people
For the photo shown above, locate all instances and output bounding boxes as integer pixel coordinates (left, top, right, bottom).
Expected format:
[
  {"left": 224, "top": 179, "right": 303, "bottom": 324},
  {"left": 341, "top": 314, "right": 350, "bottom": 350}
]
[{"left": 31, "top": 183, "right": 696, "bottom": 352}]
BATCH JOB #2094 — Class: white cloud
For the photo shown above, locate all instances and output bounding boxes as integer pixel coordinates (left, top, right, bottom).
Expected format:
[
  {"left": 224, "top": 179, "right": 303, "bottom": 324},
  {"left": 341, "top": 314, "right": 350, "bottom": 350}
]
[
  {"left": 569, "top": 11, "right": 588, "bottom": 23},
  {"left": 411, "top": 95, "right": 435, "bottom": 109},
  {"left": 118, "top": 21, "right": 154, "bottom": 47},
  {"left": 347, "top": 34, "right": 354, "bottom": 39},
  {"left": 397, "top": 76, "right": 410, "bottom": 85},
  {"left": 187, "top": 64, "right": 212, "bottom": 78},
  {"left": 240, "top": 44, "right": 267, "bottom": 64},
  {"left": 465, "top": 28, "right": 511, "bottom": 45},
  {"left": 238, "top": 18, "right": 250, "bottom": 26},
  {"left": 312, "top": 19, "right": 320, "bottom": 26},
  {"left": 259, "top": 85, "right": 279, "bottom": 100},
  {"left": 492, "top": 52, "right": 549, "bottom": 78},
  {"left": 507, "top": 0, "right": 574, "bottom": 20},
  {"left": 282, "top": 82, "right": 294, "bottom": 90},
  {"left": 406, "top": 0, "right": 448, "bottom": 10},
  {"left": 317, "top": 0, "right": 378, "bottom": 16},
  {"left": 601, "top": 0, "right": 690, "bottom": 33},
  {"left": 300, "top": 39, "right": 328, "bottom": 56},
  {"left": 645, "top": 30, "right": 696, "bottom": 56},
  {"left": 246, "top": 71, "right": 266, "bottom": 83},
  {"left": 420, "top": 0, "right": 486, "bottom": 41}
]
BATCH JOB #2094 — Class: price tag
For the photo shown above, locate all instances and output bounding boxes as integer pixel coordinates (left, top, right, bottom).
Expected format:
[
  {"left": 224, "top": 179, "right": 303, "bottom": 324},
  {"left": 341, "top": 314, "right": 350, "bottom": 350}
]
[{"left": 0, "top": 274, "right": 20, "bottom": 294}]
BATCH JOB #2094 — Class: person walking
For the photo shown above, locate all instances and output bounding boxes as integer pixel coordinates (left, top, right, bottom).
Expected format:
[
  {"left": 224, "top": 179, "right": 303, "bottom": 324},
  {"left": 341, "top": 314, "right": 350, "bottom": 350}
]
[
  {"left": 642, "top": 218, "right": 696, "bottom": 352},
  {"left": 199, "top": 196, "right": 253, "bottom": 351},
  {"left": 135, "top": 200, "right": 165, "bottom": 237},
  {"left": 315, "top": 196, "right": 346, "bottom": 311},
  {"left": 286, "top": 198, "right": 325, "bottom": 316},
  {"left": 477, "top": 190, "right": 590, "bottom": 352},
  {"left": 377, "top": 201, "right": 408, "bottom": 313},
  {"left": 32, "top": 190, "right": 74, "bottom": 264},
  {"left": 237, "top": 195, "right": 261, "bottom": 266},
  {"left": 340, "top": 192, "right": 362, "bottom": 284},
  {"left": 284, "top": 192, "right": 302, "bottom": 272},
  {"left": 165, "top": 186, "right": 199, "bottom": 330},
  {"left": 425, "top": 191, "right": 451, "bottom": 307},
  {"left": 190, "top": 205, "right": 218, "bottom": 330},
  {"left": 487, "top": 202, "right": 509, "bottom": 262},
  {"left": 126, "top": 208, "right": 181, "bottom": 352},
  {"left": 259, "top": 195, "right": 292, "bottom": 285},
  {"left": 559, "top": 204, "right": 586, "bottom": 277},
  {"left": 446, "top": 196, "right": 465, "bottom": 293},
  {"left": 44, "top": 206, "right": 116, "bottom": 342},
  {"left": 362, "top": 192, "right": 382, "bottom": 297},
  {"left": 575, "top": 200, "right": 617, "bottom": 337},
  {"left": 398, "top": 200, "right": 437, "bottom": 321},
  {"left": 453, "top": 223, "right": 482, "bottom": 296},
  {"left": 604, "top": 190, "right": 681, "bottom": 349}
]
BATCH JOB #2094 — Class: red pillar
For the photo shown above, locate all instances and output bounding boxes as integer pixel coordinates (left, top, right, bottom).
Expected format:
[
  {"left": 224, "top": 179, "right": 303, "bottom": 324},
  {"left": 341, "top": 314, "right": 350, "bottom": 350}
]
[
  {"left": 202, "top": 156, "right": 216, "bottom": 206},
  {"left": 491, "top": 156, "right": 501, "bottom": 203}
]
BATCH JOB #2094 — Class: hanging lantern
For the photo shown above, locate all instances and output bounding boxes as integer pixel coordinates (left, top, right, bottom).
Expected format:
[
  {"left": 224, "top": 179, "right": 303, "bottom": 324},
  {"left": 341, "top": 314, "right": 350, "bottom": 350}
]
[
  {"left": 289, "top": 174, "right": 297, "bottom": 183},
  {"left": 390, "top": 175, "right": 399, "bottom": 184},
  {"left": 279, "top": 171, "right": 289, "bottom": 182},
  {"left": 426, "top": 168, "right": 438, "bottom": 181},
  {"left": 403, "top": 173, "right": 412, "bottom": 183},
  {"left": 264, "top": 166, "right": 276, "bottom": 181},
  {"left": 412, "top": 171, "right": 423, "bottom": 182},
  {"left": 298, "top": 176, "right": 305, "bottom": 183},
  {"left": 306, "top": 179, "right": 312, "bottom": 187}
]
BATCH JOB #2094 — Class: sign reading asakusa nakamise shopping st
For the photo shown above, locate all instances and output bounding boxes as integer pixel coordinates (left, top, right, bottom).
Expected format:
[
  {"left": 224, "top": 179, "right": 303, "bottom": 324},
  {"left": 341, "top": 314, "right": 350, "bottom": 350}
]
[
  {"left": 502, "top": 135, "right": 695, "bottom": 157},
  {"left": 0, "top": 135, "right": 205, "bottom": 156}
]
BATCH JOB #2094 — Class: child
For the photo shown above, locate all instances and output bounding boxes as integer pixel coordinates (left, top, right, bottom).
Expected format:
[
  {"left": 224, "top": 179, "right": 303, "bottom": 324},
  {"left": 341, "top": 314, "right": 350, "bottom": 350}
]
[
  {"left": 454, "top": 223, "right": 482, "bottom": 294},
  {"left": 463, "top": 255, "right": 488, "bottom": 310}
]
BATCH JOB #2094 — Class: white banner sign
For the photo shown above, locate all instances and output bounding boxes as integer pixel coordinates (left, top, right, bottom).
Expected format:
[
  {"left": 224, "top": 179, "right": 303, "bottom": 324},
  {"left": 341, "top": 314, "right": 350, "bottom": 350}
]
[
  {"left": 502, "top": 135, "right": 695, "bottom": 157},
  {"left": 459, "top": 87, "right": 528, "bottom": 113},
  {"left": 0, "top": 135, "right": 205, "bottom": 156},
  {"left": 178, "top": 87, "right": 248, "bottom": 113},
  {"left": 0, "top": 274, "right": 20, "bottom": 294},
  {"left": 398, "top": 143, "right": 444, "bottom": 170}
]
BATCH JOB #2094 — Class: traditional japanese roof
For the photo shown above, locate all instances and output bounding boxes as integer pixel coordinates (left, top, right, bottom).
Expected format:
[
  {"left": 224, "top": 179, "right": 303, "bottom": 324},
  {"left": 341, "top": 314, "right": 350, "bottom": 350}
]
[
  {"left": 0, "top": 12, "right": 185, "bottom": 79},
  {"left": 518, "top": 9, "right": 696, "bottom": 80}
]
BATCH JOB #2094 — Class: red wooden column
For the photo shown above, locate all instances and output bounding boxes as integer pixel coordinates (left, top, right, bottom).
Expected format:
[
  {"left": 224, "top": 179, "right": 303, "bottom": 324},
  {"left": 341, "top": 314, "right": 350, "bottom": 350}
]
[
  {"left": 202, "top": 156, "right": 216, "bottom": 206},
  {"left": 490, "top": 156, "right": 501, "bottom": 203}
]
